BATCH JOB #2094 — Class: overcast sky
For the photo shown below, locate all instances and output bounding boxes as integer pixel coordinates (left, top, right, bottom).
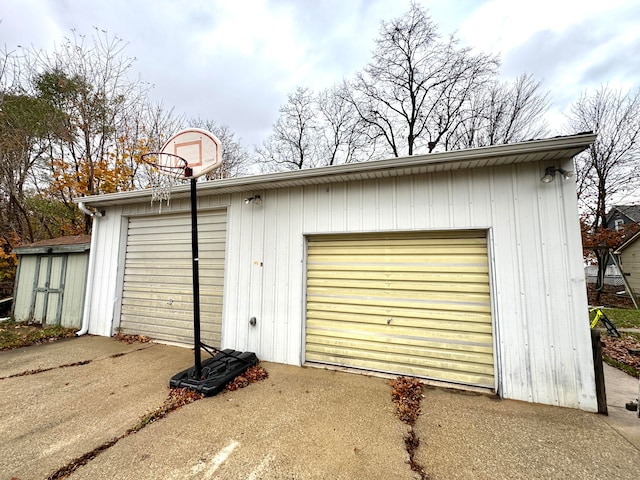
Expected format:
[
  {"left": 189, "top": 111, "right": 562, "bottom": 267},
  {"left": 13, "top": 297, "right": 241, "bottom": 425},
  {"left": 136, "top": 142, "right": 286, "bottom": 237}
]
[{"left": 2, "top": 0, "right": 639, "bottom": 149}]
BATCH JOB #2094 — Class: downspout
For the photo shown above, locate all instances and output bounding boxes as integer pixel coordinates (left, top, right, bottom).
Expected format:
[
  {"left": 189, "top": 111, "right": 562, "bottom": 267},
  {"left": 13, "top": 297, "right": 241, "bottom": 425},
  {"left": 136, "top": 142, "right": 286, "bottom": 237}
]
[{"left": 76, "top": 202, "right": 102, "bottom": 335}]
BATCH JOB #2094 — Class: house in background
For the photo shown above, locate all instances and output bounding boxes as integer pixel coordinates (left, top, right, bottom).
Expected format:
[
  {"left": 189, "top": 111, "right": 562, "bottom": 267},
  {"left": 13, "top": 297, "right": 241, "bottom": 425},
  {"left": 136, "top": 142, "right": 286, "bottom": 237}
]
[
  {"left": 76, "top": 132, "right": 599, "bottom": 412},
  {"left": 614, "top": 230, "right": 640, "bottom": 305},
  {"left": 12, "top": 235, "right": 91, "bottom": 328},
  {"left": 606, "top": 204, "right": 640, "bottom": 231}
]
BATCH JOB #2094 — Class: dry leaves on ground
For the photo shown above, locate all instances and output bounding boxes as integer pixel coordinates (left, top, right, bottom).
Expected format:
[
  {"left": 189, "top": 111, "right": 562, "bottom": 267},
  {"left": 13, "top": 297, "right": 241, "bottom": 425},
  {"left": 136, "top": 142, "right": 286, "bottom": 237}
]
[
  {"left": 390, "top": 376, "right": 424, "bottom": 426},
  {"left": 225, "top": 364, "right": 269, "bottom": 391},
  {"left": 114, "top": 332, "right": 151, "bottom": 344},
  {"left": 602, "top": 335, "right": 640, "bottom": 375}
]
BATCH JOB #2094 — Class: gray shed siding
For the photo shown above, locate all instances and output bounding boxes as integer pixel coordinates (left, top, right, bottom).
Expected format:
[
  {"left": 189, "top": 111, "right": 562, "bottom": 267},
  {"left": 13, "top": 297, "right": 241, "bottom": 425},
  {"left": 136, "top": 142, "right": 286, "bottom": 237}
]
[
  {"left": 12, "top": 251, "right": 89, "bottom": 328},
  {"left": 12, "top": 256, "right": 37, "bottom": 321}
]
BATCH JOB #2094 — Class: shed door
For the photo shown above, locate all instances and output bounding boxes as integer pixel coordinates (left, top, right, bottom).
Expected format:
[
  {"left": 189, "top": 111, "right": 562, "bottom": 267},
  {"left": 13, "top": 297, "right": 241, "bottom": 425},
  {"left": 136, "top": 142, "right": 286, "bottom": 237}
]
[
  {"left": 32, "top": 255, "right": 66, "bottom": 325},
  {"left": 119, "top": 210, "right": 226, "bottom": 346},
  {"left": 305, "top": 231, "right": 494, "bottom": 389}
]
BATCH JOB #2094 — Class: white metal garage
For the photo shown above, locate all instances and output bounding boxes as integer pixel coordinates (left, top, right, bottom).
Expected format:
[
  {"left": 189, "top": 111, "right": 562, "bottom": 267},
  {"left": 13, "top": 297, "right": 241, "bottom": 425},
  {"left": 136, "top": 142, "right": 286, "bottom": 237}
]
[
  {"left": 305, "top": 231, "right": 494, "bottom": 388},
  {"left": 119, "top": 210, "right": 227, "bottom": 346},
  {"left": 77, "top": 133, "right": 601, "bottom": 411}
]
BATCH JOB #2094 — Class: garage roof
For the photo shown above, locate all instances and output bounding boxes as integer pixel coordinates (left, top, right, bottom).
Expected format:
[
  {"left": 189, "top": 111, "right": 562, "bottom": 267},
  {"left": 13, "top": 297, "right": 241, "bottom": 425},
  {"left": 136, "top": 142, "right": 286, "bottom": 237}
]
[{"left": 76, "top": 132, "right": 596, "bottom": 208}]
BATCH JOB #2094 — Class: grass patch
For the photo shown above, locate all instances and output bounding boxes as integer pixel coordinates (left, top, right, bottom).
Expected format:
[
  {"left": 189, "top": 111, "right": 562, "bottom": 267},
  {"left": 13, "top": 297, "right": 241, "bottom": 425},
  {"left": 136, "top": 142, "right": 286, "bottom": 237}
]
[
  {"left": 0, "top": 320, "right": 76, "bottom": 350},
  {"left": 598, "top": 308, "right": 640, "bottom": 329}
]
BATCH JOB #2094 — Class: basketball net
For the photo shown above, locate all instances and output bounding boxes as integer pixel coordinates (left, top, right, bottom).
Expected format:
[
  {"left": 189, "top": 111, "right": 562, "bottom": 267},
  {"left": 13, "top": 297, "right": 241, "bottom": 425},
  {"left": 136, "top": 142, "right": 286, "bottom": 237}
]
[{"left": 140, "top": 153, "right": 188, "bottom": 213}]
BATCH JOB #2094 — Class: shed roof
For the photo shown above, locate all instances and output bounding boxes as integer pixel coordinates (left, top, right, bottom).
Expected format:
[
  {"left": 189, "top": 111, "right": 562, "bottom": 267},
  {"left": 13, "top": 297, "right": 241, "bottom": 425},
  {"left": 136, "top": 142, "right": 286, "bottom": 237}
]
[
  {"left": 13, "top": 235, "right": 91, "bottom": 255},
  {"left": 76, "top": 132, "right": 597, "bottom": 208}
]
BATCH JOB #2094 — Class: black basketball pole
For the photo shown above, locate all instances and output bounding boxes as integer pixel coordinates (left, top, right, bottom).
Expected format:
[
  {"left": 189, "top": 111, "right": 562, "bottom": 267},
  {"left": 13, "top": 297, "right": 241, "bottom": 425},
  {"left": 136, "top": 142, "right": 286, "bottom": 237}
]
[
  {"left": 188, "top": 173, "right": 202, "bottom": 379},
  {"left": 167, "top": 149, "right": 258, "bottom": 396}
]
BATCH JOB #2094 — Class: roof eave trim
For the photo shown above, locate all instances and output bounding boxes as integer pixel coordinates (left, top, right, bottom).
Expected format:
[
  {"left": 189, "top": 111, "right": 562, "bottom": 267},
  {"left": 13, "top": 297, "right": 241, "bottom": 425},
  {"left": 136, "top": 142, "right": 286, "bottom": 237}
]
[{"left": 75, "top": 132, "right": 597, "bottom": 208}]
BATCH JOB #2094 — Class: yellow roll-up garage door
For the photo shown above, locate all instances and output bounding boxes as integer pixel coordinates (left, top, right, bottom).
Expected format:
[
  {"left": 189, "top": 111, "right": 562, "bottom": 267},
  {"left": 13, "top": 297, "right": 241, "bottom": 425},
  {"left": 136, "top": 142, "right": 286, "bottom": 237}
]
[
  {"left": 119, "top": 210, "right": 226, "bottom": 346},
  {"left": 305, "top": 231, "right": 494, "bottom": 389}
]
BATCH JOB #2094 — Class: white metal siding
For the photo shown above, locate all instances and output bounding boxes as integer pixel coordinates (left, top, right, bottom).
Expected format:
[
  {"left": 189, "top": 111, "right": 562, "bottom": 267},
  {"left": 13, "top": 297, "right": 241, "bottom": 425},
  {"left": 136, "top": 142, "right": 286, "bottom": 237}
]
[
  {"left": 119, "top": 210, "right": 226, "bottom": 346},
  {"left": 87, "top": 157, "right": 596, "bottom": 411},
  {"left": 223, "top": 161, "right": 595, "bottom": 411},
  {"left": 305, "top": 232, "right": 494, "bottom": 388}
]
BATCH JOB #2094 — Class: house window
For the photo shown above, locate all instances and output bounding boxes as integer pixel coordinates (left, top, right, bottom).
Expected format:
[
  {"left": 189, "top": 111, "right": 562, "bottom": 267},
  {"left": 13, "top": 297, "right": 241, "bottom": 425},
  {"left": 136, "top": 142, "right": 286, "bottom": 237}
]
[{"left": 614, "top": 219, "right": 624, "bottom": 231}]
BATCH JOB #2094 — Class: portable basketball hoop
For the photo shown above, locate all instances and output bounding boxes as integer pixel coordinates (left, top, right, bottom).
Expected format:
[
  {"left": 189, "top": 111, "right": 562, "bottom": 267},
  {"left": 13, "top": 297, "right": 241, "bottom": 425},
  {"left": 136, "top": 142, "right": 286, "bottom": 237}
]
[{"left": 142, "top": 128, "right": 257, "bottom": 395}]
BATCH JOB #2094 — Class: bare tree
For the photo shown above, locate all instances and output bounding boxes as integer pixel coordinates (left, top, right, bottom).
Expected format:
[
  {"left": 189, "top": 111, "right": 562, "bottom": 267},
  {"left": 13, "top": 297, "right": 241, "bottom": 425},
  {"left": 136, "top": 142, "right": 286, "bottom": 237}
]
[
  {"left": 256, "top": 87, "right": 319, "bottom": 171},
  {"left": 347, "top": 3, "right": 498, "bottom": 157},
  {"left": 568, "top": 85, "right": 640, "bottom": 299},
  {"left": 117, "top": 101, "right": 184, "bottom": 190},
  {"left": 316, "top": 84, "right": 371, "bottom": 165},
  {"left": 447, "top": 73, "right": 550, "bottom": 149},
  {"left": 569, "top": 86, "right": 640, "bottom": 227}
]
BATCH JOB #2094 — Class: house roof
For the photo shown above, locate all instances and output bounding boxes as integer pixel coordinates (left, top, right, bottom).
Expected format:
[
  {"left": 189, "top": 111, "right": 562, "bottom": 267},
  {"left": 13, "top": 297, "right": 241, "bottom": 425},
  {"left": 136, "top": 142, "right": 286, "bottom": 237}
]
[
  {"left": 13, "top": 235, "right": 91, "bottom": 255},
  {"left": 75, "top": 132, "right": 597, "bottom": 208},
  {"left": 607, "top": 205, "right": 640, "bottom": 223},
  {"left": 614, "top": 229, "right": 640, "bottom": 254}
]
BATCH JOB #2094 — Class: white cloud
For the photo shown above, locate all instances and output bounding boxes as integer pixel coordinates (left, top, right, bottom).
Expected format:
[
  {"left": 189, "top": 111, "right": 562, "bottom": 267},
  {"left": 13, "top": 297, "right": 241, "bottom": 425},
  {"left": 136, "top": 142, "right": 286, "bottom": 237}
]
[{"left": 1, "top": 0, "right": 639, "bottom": 145}]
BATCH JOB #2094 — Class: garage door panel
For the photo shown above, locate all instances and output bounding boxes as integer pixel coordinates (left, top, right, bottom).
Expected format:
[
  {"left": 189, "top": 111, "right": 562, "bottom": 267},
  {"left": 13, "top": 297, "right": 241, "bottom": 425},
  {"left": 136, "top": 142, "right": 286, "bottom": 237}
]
[
  {"left": 122, "top": 296, "right": 222, "bottom": 311},
  {"left": 123, "top": 261, "right": 225, "bottom": 272},
  {"left": 307, "top": 309, "right": 492, "bottom": 333},
  {"left": 122, "top": 250, "right": 226, "bottom": 261},
  {"left": 308, "top": 269, "right": 489, "bottom": 284},
  {"left": 305, "top": 231, "right": 494, "bottom": 389},
  {"left": 119, "top": 210, "right": 226, "bottom": 346},
  {"left": 119, "top": 318, "right": 221, "bottom": 345},
  {"left": 307, "top": 301, "right": 491, "bottom": 324},
  {"left": 308, "top": 263, "right": 488, "bottom": 274},
  {"left": 304, "top": 353, "right": 495, "bottom": 387},
  {"left": 307, "top": 293, "right": 491, "bottom": 313},
  {"left": 306, "top": 321, "right": 493, "bottom": 351},
  {"left": 309, "top": 235, "right": 487, "bottom": 247},
  {"left": 306, "top": 341, "right": 494, "bottom": 375},
  {"left": 306, "top": 335, "right": 493, "bottom": 366},
  {"left": 307, "top": 278, "right": 490, "bottom": 294},
  {"left": 308, "top": 285, "right": 491, "bottom": 304}
]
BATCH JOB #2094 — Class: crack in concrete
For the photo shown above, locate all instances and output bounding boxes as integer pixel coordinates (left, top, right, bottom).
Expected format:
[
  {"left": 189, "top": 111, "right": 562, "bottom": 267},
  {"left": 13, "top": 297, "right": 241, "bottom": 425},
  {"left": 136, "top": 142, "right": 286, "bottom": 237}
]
[
  {"left": 0, "top": 360, "right": 92, "bottom": 380},
  {"left": 0, "top": 345, "right": 152, "bottom": 380},
  {"left": 45, "top": 387, "right": 205, "bottom": 480}
]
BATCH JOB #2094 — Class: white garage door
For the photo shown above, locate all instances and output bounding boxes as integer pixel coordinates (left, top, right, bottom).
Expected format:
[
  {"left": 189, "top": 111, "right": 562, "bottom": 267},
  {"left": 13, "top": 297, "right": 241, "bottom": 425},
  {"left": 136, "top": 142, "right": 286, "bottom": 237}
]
[
  {"left": 305, "top": 231, "right": 494, "bottom": 389},
  {"left": 119, "top": 210, "right": 226, "bottom": 346}
]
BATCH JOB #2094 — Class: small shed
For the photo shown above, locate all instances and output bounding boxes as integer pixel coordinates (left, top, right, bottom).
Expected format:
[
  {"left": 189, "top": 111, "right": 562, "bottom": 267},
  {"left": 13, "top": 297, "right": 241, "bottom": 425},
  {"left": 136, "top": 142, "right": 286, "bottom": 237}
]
[
  {"left": 12, "top": 235, "right": 91, "bottom": 328},
  {"left": 614, "top": 230, "right": 640, "bottom": 300},
  {"left": 76, "top": 133, "right": 599, "bottom": 411}
]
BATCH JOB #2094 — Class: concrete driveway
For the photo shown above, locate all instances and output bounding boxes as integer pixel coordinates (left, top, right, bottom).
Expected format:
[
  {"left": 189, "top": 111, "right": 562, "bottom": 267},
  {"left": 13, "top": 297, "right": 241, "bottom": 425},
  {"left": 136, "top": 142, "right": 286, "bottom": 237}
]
[{"left": 1, "top": 336, "right": 639, "bottom": 480}]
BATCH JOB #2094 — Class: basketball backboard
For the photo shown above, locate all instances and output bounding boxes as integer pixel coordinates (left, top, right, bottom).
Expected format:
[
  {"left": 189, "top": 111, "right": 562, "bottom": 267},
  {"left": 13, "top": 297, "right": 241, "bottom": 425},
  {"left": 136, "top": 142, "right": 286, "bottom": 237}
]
[{"left": 160, "top": 128, "right": 223, "bottom": 179}]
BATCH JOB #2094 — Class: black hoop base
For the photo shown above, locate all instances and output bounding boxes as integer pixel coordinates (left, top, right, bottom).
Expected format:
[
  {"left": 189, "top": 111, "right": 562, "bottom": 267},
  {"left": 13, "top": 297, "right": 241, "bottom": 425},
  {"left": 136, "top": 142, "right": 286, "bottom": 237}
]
[{"left": 169, "top": 348, "right": 258, "bottom": 396}]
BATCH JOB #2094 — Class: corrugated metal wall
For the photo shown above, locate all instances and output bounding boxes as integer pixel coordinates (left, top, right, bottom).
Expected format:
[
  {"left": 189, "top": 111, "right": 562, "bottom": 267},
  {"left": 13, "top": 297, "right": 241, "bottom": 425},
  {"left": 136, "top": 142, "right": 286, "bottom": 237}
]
[
  {"left": 222, "top": 161, "right": 595, "bottom": 411},
  {"left": 86, "top": 161, "right": 595, "bottom": 411}
]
